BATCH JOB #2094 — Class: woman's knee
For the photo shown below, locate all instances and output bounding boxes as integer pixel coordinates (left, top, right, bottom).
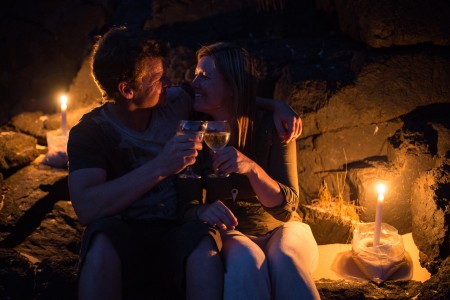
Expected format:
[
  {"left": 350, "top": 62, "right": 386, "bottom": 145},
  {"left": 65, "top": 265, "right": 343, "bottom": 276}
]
[
  {"left": 223, "top": 237, "right": 266, "bottom": 272},
  {"left": 266, "top": 222, "right": 319, "bottom": 272}
]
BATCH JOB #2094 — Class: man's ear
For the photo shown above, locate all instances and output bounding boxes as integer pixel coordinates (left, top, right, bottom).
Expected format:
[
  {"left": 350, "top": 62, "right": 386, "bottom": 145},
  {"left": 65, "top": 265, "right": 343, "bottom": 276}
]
[{"left": 118, "top": 82, "right": 134, "bottom": 99}]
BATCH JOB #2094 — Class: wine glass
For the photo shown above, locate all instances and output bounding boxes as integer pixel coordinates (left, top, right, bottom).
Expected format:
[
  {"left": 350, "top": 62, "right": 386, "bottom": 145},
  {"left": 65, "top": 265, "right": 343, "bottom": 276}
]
[
  {"left": 204, "top": 120, "right": 231, "bottom": 178},
  {"left": 177, "top": 120, "right": 208, "bottom": 179}
]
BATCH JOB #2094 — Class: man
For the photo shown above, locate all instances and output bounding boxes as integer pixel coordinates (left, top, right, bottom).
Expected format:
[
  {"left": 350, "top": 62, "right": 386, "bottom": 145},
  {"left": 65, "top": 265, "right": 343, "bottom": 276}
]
[{"left": 68, "top": 26, "right": 301, "bottom": 300}]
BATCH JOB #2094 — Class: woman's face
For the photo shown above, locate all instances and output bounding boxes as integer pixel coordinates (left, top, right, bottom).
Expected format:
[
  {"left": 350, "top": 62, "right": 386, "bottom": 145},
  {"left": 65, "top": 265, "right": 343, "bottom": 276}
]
[{"left": 191, "top": 56, "right": 233, "bottom": 117}]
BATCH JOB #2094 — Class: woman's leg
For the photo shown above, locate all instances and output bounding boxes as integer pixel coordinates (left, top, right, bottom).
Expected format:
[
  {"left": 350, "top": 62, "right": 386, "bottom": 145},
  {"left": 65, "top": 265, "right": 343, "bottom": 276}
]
[
  {"left": 79, "top": 233, "right": 122, "bottom": 300},
  {"left": 186, "top": 236, "right": 223, "bottom": 300},
  {"left": 264, "top": 222, "right": 320, "bottom": 300},
  {"left": 222, "top": 230, "right": 271, "bottom": 300}
]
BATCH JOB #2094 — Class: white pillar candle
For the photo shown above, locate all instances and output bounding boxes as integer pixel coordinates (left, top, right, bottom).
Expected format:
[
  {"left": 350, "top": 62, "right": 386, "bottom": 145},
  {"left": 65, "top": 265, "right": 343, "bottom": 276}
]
[
  {"left": 60, "top": 95, "right": 68, "bottom": 135},
  {"left": 373, "top": 184, "right": 386, "bottom": 247}
]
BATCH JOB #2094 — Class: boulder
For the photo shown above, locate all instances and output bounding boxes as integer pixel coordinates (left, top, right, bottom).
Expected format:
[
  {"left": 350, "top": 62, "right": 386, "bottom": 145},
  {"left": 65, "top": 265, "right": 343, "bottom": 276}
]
[
  {"left": 419, "top": 256, "right": 450, "bottom": 299},
  {"left": 316, "top": 278, "right": 423, "bottom": 299},
  {"left": 0, "top": 161, "right": 81, "bottom": 300},
  {"left": 0, "top": 248, "right": 34, "bottom": 300},
  {"left": 300, "top": 204, "right": 356, "bottom": 245},
  {"left": 318, "top": 0, "right": 450, "bottom": 48},
  {"left": 411, "top": 158, "right": 450, "bottom": 273},
  {"left": 10, "top": 112, "right": 48, "bottom": 145},
  {"left": 0, "top": 132, "right": 40, "bottom": 176}
]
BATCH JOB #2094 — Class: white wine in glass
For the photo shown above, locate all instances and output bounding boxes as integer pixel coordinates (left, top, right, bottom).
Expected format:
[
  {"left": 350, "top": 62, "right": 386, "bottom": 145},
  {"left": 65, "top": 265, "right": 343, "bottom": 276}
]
[
  {"left": 177, "top": 120, "right": 208, "bottom": 179},
  {"left": 204, "top": 120, "right": 231, "bottom": 178}
]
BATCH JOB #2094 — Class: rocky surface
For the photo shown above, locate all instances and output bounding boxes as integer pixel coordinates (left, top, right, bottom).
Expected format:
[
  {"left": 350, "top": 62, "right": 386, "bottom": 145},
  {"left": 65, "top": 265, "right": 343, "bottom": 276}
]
[
  {"left": 316, "top": 0, "right": 450, "bottom": 48},
  {"left": 411, "top": 158, "right": 450, "bottom": 274},
  {"left": 0, "top": 131, "right": 40, "bottom": 175},
  {"left": 1, "top": 0, "right": 449, "bottom": 299}
]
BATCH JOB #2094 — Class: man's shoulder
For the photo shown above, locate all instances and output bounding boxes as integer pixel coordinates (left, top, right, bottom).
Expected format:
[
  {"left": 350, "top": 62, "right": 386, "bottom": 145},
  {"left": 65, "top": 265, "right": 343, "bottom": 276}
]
[
  {"left": 78, "top": 104, "right": 105, "bottom": 121},
  {"left": 70, "top": 105, "right": 105, "bottom": 134}
]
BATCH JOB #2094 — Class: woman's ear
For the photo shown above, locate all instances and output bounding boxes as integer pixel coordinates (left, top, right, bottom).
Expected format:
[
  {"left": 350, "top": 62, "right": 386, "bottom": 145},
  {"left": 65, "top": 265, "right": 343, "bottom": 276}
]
[{"left": 118, "top": 82, "right": 134, "bottom": 100}]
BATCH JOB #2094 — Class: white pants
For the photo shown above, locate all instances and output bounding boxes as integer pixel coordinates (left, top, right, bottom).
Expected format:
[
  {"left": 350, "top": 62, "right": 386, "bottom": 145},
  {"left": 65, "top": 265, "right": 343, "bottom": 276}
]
[{"left": 221, "top": 221, "right": 320, "bottom": 300}]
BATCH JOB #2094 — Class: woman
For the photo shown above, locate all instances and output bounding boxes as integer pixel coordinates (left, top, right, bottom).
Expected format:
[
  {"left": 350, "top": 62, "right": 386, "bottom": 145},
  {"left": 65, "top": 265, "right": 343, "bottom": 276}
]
[{"left": 179, "top": 42, "right": 320, "bottom": 300}]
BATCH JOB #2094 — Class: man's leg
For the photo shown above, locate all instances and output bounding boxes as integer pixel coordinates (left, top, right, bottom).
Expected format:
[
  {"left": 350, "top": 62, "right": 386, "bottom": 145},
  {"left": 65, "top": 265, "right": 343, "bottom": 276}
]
[
  {"left": 78, "top": 233, "right": 122, "bottom": 300},
  {"left": 186, "top": 235, "right": 223, "bottom": 300}
]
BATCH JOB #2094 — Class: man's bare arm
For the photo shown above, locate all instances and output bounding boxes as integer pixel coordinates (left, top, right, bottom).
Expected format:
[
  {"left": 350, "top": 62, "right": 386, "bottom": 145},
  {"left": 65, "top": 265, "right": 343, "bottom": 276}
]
[
  {"left": 69, "top": 134, "right": 202, "bottom": 225},
  {"left": 256, "top": 97, "right": 302, "bottom": 143}
]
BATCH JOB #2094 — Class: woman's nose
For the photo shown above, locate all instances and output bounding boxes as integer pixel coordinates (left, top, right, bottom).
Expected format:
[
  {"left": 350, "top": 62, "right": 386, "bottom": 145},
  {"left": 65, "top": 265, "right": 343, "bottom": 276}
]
[{"left": 191, "top": 75, "right": 199, "bottom": 88}]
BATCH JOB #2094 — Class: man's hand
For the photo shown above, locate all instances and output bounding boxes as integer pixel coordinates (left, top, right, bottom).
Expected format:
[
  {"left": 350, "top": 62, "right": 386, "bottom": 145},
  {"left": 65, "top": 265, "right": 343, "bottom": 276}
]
[
  {"left": 156, "top": 133, "right": 203, "bottom": 176},
  {"left": 197, "top": 201, "right": 238, "bottom": 230},
  {"left": 273, "top": 100, "right": 302, "bottom": 143}
]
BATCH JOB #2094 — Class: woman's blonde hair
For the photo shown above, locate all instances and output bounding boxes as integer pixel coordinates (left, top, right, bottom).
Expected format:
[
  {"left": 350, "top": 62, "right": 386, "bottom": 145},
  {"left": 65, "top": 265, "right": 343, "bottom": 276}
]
[{"left": 196, "top": 42, "right": 257, "bottom": 155}]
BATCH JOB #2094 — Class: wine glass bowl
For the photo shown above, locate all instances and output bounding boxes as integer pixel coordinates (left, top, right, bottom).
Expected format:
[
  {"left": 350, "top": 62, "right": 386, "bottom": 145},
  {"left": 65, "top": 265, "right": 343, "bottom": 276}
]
[
  {"left": 204, "top": 120, "right": 231, "bottom": 178},
  {"left": 177, "top": 120, "right": 208, "bottom": 179}
]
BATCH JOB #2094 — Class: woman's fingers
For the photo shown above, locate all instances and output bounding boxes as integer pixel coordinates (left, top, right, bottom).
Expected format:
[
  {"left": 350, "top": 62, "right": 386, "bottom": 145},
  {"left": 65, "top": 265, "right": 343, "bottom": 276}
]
[
  {"left": 212, "top": 147, "right": 237, "bottom": 171},
  {"left": 212, "top": 147, "right": 254, "bottom": 175},
  {"left": 204, "top": 201, "right": 238, "bottom": 230}
]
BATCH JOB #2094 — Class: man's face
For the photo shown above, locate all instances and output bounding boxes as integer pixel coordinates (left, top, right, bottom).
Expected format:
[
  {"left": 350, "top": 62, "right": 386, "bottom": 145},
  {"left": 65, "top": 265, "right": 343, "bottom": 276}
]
[{"left": 133, "top": 58, "right": 169, "bottom": 108}]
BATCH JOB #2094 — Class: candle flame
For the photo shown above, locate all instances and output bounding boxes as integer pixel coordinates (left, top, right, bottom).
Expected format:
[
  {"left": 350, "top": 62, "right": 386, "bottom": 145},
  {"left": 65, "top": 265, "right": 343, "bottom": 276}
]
[
  {"left": 60, "top": 95, "right": 68, "bottom": 110},
  {"left": 376, "top": 183, "right": 386, "bottom": 195},
  {"left": 376, "top": 183, "right": 386, "bottom": 201}
]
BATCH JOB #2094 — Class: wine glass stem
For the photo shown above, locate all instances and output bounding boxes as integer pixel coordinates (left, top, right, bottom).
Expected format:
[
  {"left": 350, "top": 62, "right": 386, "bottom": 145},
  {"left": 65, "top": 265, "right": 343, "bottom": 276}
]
[
  {"left": 186, "top": 166, "right": 193, "bottom": 175},
  {"left": 213, "top": 151, "right": 218, "bottom": 176},
  {"left": 213, "top": 151, "right": 227, "bottom": 177}
]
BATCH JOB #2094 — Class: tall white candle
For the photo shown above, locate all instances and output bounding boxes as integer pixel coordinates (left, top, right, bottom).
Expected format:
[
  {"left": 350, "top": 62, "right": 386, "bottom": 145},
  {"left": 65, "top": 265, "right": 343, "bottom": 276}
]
[
  {"left": 60, "top": 95, "right": 68, "bottom": 135},
  {"left": 373, "top": 184, "right": 385, "bottom": 247}
]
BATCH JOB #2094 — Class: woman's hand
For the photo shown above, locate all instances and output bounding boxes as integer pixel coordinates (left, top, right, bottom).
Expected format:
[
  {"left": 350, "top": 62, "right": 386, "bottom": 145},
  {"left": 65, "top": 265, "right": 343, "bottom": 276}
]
[
  {"left": 213, "top": 146, "right": 285, "bottom": 208},
  {"left": 197, "top": 201, "right": 238, "bottom": 230},
  {"left": 212, "top": 147, "right": 255, "bottom": 175}
]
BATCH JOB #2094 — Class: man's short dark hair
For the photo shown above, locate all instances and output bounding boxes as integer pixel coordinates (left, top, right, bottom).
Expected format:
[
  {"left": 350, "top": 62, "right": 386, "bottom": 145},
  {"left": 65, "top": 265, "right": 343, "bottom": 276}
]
[{"left": 91, "top": 26, "right": 168, "bottom": 102}]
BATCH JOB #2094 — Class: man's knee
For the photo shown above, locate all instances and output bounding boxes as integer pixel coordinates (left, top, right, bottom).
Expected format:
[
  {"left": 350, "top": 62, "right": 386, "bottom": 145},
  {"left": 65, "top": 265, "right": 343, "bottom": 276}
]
[
  {"left": 188, "top": 236, "right": 219, "bottom": 263},
  {"left": 84, "top": 233, "right": 120, "bottom": 269}
]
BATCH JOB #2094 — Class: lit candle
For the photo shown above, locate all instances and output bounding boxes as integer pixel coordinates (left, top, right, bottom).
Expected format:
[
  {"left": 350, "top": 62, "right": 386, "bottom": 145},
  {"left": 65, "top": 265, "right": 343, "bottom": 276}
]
[
  {"left": 60, "top": 95, "right": 68, "bottom": 135},
  {"left": 373, "top": 183, "right": 386, "bottom": 247}
]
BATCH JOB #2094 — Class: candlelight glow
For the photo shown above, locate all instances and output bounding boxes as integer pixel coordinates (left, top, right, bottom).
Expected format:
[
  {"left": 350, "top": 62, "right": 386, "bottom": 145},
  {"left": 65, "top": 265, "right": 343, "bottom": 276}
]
[
  {"left": 377, "top": 184, "right": 385, "bottom": 201},
  {"left": 60, "top": 95, "right": 68, "bottom": 111},
  {"left": 60, "top": 95, "right": 68, "bottom": 135},
  {"left": 376, "top": 183, "right": 386, "bottom": 196}
]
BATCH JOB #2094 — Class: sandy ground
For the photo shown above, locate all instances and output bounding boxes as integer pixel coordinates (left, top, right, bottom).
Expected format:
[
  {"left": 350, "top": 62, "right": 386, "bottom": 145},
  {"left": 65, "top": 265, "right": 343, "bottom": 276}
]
[{"left": 313, "top": 233, "right": 431, "bottom": 282}]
